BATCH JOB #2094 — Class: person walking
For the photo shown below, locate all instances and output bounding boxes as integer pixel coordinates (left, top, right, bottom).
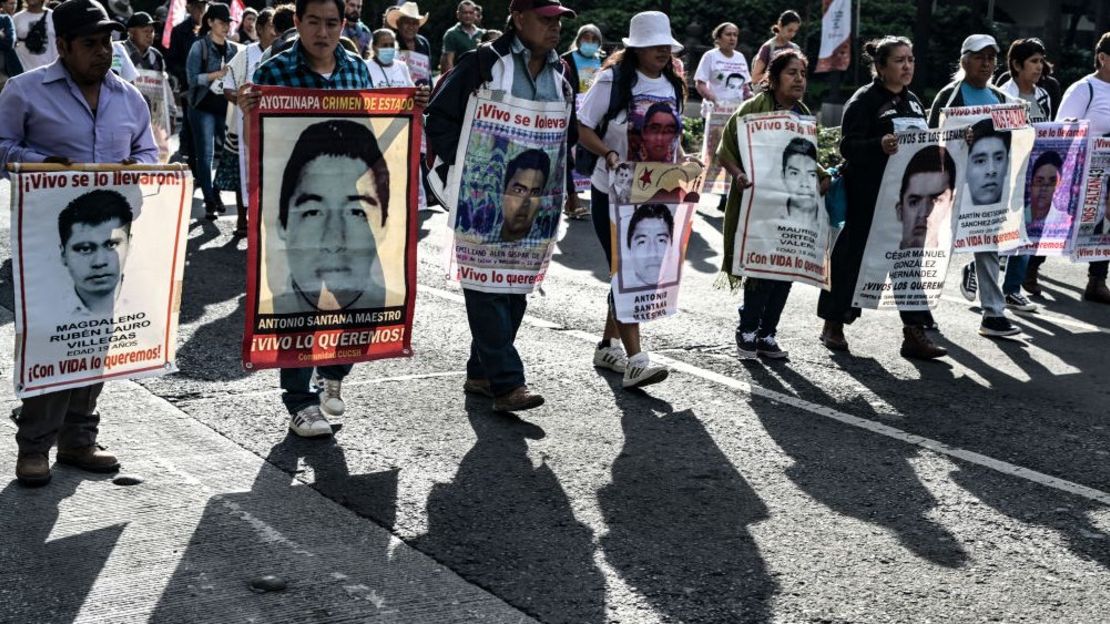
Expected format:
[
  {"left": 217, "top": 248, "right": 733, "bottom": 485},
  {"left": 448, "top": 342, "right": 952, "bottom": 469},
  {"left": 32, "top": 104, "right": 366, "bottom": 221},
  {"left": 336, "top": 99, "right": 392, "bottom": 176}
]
[
  {"left": 365, "top": 27, "right": 412, "bottom": 86},
  {"left": 0, "top": 0, "right": 24, "bottom": 87},
  {"left": 560, "top": 22, "right": 602, "bottom": 219},
  {"left": 12, "top": 0, "right": 57, "bottom": 71},
  {"left": 387, "top": 1, "right": 431, "bottom": 86},
  {"left": 576, "top": 10, "right": 687, "bottom": 388},
  {"left": 233, "top": 6, "right": 258, "bottom": 44},
  {"left": 749, "top": 10, "right": 800, "bottom": 87},
  {"left": 426, "top": 0, "right": 578, "bottom": 410},
  {"left": 717, "top": 49, "right": 827, "bottom": 360},
  {"left": 928, "top": 33, "right": 1021, "bottom": 339},
  {"left": 0, "top": 0, "right": 157, "bottom": 485},
  {"left": 694, "top": 22, "right": 751, "bottom": 105},
  {"left": 439, "top": 0, "right": 483, "bottom": 73},
  {"left": 185, "top": 2, "right": 240, "bottom": 219},
  {"left": 816, "top": 36, "right": 947, "bottom": 359},
  {"left": 167, "top": 0, "right": 208, "bottom": 167},
  {"left": 1054, "top": 32, "right": 1110, "bottom": 304},
  {"left": 341, "top": 0, "right": 371, "bottom": 56}
]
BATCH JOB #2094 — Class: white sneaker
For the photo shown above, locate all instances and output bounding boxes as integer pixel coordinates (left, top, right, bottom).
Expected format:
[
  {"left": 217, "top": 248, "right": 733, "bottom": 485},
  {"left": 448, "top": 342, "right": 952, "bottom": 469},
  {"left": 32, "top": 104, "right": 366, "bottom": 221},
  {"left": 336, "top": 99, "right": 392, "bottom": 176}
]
[
  {"left": 317, "top": 377, "right": 345, "bottom": 417},
  {"left": 593, "top": 339, "right": 628, "bottom": 373},
  {"left": 622, "top": 352, "right": 668, "bottom": 389},
  {"left": 289, "top": 405, "right": 333, "bottom": 438}
]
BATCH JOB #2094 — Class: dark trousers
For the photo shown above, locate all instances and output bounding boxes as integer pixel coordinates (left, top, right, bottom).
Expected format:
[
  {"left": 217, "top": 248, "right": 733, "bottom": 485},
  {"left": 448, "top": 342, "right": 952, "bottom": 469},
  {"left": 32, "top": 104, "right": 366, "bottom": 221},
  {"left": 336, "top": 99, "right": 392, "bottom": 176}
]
[
  {"left": 1091, "top": 260, "right": 1108, "bottom": 280},
  {"left": 15, "top": 384, "right": 103, "bottom": 454},
  {"left": 738, "top": 278, "right": 792, "bottom": 338},
  {"left": 463, "top": 288, "right": 527, "bottom": 396},
  {"left": 590, "top": 185, "right": 614, "bottom": 263},
  {"left": 280, "top": 364, "right": 352, "bottom": 414}
]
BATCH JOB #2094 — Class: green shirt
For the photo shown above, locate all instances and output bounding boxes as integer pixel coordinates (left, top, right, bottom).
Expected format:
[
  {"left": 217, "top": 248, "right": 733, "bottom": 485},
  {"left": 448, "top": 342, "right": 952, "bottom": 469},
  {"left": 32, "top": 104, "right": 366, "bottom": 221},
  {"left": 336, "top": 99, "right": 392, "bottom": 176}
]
[{"left": 442, "top": 22, "right": 484, "bottom": 57}]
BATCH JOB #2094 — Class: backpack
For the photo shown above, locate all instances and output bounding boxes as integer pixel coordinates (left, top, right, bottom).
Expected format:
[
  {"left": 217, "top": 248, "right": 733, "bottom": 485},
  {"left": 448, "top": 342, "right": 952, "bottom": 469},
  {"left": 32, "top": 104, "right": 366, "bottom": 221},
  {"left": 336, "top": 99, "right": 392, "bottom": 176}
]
[
  {"left": 23, "top": 13, "right": 48, "bottom": 55},
  {"left": 574, "top": 64, "right": 626, "bottom": 177}
]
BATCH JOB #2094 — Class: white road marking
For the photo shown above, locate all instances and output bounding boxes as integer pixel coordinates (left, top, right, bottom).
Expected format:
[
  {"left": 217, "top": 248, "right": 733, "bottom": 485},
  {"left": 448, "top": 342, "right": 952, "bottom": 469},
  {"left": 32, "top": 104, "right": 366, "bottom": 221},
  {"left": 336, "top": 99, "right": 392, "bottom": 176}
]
[{"left": 421, "top": 285, "right": 1110, "bottom": 507}]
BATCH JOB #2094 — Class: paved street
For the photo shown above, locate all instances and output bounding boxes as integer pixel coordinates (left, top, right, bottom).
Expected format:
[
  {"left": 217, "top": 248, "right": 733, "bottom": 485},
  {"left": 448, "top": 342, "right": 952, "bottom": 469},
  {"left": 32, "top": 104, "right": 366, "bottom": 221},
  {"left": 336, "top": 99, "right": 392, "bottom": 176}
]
[{"left": 2, "top": 178, "right": 1110, "bottom": 623}]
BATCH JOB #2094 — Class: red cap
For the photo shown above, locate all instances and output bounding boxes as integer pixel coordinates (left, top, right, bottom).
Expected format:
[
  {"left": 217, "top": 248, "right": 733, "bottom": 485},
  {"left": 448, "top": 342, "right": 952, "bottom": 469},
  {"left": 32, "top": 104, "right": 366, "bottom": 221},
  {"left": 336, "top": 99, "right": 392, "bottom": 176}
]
[{"left": 508, "top": 0, "right": 576, "bottom": 18}]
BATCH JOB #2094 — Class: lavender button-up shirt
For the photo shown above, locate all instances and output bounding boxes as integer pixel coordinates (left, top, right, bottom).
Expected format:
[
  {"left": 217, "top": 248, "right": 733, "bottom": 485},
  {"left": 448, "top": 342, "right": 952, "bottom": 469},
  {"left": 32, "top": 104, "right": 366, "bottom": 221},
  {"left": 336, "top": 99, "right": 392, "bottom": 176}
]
[{"left": 0, "top": 60, "right": 158, "bottom": 175}]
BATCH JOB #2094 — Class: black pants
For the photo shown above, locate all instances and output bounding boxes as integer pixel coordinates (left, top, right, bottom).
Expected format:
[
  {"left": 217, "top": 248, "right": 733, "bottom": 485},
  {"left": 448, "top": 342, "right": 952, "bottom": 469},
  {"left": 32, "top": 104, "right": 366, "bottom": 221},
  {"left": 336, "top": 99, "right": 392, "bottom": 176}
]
[
  {"left": 16, "top": 384, "right": 103, "bottom": 454},
  {"left": 1091, "top": 260, "right": 1108, "bottom": 280},
  {"left": 738, "top": 278, "right": 792, "bottom": 338}
]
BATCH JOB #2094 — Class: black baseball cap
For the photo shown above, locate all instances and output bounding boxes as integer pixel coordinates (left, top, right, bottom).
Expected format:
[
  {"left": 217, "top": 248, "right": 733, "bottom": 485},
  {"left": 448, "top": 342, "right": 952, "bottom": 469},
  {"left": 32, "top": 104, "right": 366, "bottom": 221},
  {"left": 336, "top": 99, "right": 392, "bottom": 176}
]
[
  {"left": 508, "top": 0, "right": 576, "bottom": 18},
  {"left": 126, "top": 11, "right": 154, "bottom": 28},
  {"left": 203, "top": 2, "right": 231, "bottom": 23},
  {"left": 53, "top": 0, "right": 126, "bottom": 38}
]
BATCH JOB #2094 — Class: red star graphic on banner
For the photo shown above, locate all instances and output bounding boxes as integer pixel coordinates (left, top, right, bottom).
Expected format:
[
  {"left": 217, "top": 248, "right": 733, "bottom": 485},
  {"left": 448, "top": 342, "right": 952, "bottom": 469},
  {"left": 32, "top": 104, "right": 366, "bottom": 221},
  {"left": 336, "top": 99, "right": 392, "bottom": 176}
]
[{"left": 638, "top": 168, "right": 654, "bottom": 186}]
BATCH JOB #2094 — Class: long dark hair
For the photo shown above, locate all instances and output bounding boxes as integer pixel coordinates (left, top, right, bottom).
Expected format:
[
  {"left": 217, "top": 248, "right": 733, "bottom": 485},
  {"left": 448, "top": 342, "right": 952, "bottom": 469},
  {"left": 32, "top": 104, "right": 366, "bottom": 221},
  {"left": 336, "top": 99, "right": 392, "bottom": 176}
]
[
  {"left": 602, "top": 48, "right": 687, "bottom": 111},
  {"left": 763, "top": 49, "right": 808, "bottom": 92}
]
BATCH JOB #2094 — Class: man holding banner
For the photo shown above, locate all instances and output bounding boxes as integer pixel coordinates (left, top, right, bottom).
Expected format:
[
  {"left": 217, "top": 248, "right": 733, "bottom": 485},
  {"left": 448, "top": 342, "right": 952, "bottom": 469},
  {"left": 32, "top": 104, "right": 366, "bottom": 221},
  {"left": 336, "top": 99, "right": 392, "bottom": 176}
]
[
  {"left": 426, "top": 0, "right": 577, "bottom": 412},
  {"left": 0, "top": 0, "right": 158, "bottom": 485}
]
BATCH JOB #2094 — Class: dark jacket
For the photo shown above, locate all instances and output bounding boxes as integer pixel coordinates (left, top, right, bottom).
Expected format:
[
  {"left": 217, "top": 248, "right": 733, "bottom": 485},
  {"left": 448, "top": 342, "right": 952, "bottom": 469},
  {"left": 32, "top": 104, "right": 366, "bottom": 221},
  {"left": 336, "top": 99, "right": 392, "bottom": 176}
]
[
  {"left": 926, "top": 79, "right": 1010, "bottom": 128},
  {"left": 0, "top": 14, "right": 23, "bottom": 78},
  {"left": 166, "top": 16, "right": 199, "bottom": 85},
  {"left": 424, "top": 34, "right": 578, "bottom": 196}
]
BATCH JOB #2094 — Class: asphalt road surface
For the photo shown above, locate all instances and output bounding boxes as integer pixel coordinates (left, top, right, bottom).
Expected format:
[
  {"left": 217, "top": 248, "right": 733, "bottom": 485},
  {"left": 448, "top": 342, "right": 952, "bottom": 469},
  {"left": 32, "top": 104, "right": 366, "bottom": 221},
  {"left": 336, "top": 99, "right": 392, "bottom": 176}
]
[{"left": 2, "top": 177, "right": 1109, "bottom": 623}]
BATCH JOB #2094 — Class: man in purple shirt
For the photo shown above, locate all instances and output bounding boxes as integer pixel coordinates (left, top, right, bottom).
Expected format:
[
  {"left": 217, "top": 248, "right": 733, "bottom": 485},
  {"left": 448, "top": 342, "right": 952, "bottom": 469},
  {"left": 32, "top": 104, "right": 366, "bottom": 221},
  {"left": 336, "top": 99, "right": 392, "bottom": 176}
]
[{"left": 0, "top": 0, "right": 157, "bottom": 486}]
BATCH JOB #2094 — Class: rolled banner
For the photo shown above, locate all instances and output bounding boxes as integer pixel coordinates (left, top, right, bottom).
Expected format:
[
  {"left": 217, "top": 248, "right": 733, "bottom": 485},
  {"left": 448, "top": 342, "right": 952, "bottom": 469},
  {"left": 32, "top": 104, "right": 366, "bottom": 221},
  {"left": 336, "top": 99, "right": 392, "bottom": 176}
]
[{"left": 815, "top": 0, "right": 852, "bottom": 73}]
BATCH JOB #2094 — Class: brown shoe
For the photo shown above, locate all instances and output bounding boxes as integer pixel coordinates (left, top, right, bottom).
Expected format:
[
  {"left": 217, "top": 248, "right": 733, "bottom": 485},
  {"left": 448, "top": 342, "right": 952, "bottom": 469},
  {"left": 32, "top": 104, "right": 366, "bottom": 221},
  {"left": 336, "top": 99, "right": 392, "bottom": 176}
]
[
  {"left": 16, "top": 452, "right": 51, "bottom": 486},
  {"left": 900, "top": 326, "right": 947, "bottom": 360},
  {"left": 819, "top": 320, "right": 849, "bottom": 351},
  {"left": 493, "top": 386, "right": 545, "bottom": 412},
  {"left": 463, "top": 378, "right": 494, "bottom": 398},
  {"left": 56, "top": 445, "right": 120, "bottom": 473},
  {"left": 1084, "top": 278, "right": 1110, "bottom": 304},
  {"left": 1022, "top": 266, "right": 1042, "bottom": 296}
]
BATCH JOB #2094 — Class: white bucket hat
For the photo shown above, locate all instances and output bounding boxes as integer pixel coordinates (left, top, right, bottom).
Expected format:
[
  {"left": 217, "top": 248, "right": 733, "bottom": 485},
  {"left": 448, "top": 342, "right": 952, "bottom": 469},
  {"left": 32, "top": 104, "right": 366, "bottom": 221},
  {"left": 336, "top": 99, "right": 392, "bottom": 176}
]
[
  {"left": 622, "top": 11, "right": 683, "bottom": 53},
  {"left": 385, "top": 2, "right": 429, "bottom": 29}
]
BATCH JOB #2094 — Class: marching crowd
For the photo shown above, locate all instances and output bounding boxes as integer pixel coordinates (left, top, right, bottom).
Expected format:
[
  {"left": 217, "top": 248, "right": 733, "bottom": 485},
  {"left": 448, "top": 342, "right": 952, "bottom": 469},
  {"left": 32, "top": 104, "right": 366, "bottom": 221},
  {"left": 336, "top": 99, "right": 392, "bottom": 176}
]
[{"left": 0, "top": 0, "right": 1107, "bottom": 488}]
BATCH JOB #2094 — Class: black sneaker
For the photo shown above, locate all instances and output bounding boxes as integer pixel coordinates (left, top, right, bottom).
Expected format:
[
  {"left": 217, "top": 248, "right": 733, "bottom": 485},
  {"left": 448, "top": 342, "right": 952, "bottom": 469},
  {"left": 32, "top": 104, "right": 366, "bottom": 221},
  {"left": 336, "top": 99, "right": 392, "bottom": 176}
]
[
  {"left": 736, "top": 331, "right": 758, "bottom": 360},
  {"left": 756, "top": 335, "right": 788, "bottom": 359},
  {"left": 960, "top": 262, "right": 977, "bottom": 301},
  {"left": 979, "top": 316, "right": 1021, "bottom": 337},
  {"left": 1005, "top": 292, "right": 1037, "bottom": 312}
]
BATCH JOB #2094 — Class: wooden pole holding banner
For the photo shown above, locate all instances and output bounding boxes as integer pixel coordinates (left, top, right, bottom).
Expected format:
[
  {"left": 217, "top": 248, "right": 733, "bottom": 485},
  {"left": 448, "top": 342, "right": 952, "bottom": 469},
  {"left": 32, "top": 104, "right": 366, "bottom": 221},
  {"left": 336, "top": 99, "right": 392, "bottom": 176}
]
[{"left": 6, "top": 163, "right": 191, "bottom": 173}]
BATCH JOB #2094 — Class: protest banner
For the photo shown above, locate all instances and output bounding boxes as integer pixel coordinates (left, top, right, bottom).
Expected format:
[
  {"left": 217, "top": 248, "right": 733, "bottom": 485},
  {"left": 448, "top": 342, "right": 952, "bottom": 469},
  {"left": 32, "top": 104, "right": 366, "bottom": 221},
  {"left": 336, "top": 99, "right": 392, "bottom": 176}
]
[
  {"left": 701, "top": 103, "right": 737, "bottom": 196},
  {"left": 442, "top": 89, "right": 571, "bottom": 293},
  {"left": 397, "top": 50, "right": 431, "bottom": 87},
  {"left": 1070, "top": 136, "right": 1110, "bottom": 262},
  {"left": 1005, "top": 121, "right": 1089, "bottom": 256},
  {"left": 134, "top": 69, "right": 173, "bottom": 162},
  {"left": 8, "top": 163, "right": 191, "bottom": 398},
  {"left": 815, "top": 0, "right": 852, "bottom": 73},
  {"left": 731, "top": 112, "right": 834, "bottom": 289},
  {"left": 244, "top": 87, "right": 421, "bottom": 369},
  {"left": 852, "top": 127, "right": 966, "bottom": 310},
  {"left": 941, "top": 103, "right": 1034, "bottom": 253},
  {"left": 608, "top": 162, "right": 697, "bottom": 323}
]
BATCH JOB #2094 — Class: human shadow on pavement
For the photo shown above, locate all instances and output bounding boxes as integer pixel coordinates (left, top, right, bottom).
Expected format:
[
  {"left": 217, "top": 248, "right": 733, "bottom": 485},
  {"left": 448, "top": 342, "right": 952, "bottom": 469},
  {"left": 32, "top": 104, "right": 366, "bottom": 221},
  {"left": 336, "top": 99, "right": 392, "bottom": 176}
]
[
  {"left": 414, "top": 396, "right": 607, "bottom": 624},
  {"left": 744, "top": 363, "right": 968, "bottom": 569},
  {"left": 150, "top": 436, "right": 401, "bottom": 622},
  {"left": 551, "top": 218, "right": 612, "bottom": 284},
  {"left": 0, "top": 473, "right": 126, "bottom": 623},
  {"left": 597, "top": 379, "right": 777, "bottom": 622},
  {"left": 0, "top": 258, "right": 14, "bottom": 324},
  {"left": 683, "top": 228, "right": 720, "bottom": 276}
]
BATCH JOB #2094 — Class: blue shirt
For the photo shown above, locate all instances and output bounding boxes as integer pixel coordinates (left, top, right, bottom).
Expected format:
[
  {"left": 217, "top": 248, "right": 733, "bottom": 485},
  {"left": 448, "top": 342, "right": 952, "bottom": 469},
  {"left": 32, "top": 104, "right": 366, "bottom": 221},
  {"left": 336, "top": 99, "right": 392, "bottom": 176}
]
[
  {"left": 254, "top": 40, "right": 371, "bottom": 89},
  {"left": 0, "top": 60, "right": 158, "bottom": 173},
  {"left": 509, "top": 36, "right": 561, "bottom": 102},
  {"left": 960, "top": 83, "right": 1001, "bottom": 106}
]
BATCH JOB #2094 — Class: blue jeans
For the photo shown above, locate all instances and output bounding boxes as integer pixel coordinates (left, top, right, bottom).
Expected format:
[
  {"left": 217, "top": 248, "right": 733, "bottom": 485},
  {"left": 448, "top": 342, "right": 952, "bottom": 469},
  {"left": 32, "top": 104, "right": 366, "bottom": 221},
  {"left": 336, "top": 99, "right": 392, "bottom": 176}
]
[
  {"left": 1001, "top": 254, "right": 1030, "bottom": 296},
  {"left": 463, "top": 288, "right": 527, "bottom": 396},
  {"left": 738, "top": 278, "right": 792, "bottom": 338},
  {"left": 280, "top": 364, "right": 353, "bottom": 414},
  {"left": 187, "top": 106, "right": 225, "bottom": 205}
]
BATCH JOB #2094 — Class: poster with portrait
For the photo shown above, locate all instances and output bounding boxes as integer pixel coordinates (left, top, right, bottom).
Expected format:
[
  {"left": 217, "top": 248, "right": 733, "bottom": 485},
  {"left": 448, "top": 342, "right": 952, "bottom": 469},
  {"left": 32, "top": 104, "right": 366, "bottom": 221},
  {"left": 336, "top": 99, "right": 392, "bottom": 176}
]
[
  {"left": 1070, "top": 136, "right": 1110, "bottom": 263},
  {"left": 701, "top": 103, "right": 737, "bottom": 196},
  {"left": 134, "top": 69, "right": 173, "bottom": 162},
  {"left": 9, "top": 164, "right": 191, "bottom": 398},
  {"left": 396, "top": 50, "right": 431, "bottom": 86},
  {"left": 245, "top": 87, "right": 420, "bottom": 369},
  {"left": 852, "top": 127, "right": 967, "bottom": 310},
  {"left": 941, "top": 104, "right": 1034, "bottom": 253},
  {"left": 442, "top": 89, "right": 570, "bottom": 293},
  {"left": 731, "top": 112, "right": 834, "bottom": 288},
  {"left": 628, "top": 95, "right": 682, "bottom": 164},
  {"left": 609, "top": 162, "right": 701, "bottom": 323},
  {"left": 1004, "top": 121, "right": 1089, "bottom": 256}
]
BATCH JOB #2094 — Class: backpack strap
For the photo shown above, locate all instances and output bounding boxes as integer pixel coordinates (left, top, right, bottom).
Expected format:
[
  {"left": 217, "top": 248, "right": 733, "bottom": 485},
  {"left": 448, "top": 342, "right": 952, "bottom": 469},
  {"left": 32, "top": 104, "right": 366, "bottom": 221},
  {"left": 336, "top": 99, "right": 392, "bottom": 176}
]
[{"left": 1084, "top": 79, "right": 1095, "bottom": 117}]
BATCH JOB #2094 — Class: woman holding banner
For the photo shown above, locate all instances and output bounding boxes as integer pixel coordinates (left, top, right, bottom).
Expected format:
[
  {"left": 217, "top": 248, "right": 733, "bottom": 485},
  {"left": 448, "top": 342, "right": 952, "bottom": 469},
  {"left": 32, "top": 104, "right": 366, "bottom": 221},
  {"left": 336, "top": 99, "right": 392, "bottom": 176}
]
[
  {"left": 716, "top": 49, "right": 824, "bottom": 360},
  {"left": 815, "top": 37, "right": 947, "bottom": 360},
  {"left": 577, "top": 11, "right": 685, "bottom": 388}
]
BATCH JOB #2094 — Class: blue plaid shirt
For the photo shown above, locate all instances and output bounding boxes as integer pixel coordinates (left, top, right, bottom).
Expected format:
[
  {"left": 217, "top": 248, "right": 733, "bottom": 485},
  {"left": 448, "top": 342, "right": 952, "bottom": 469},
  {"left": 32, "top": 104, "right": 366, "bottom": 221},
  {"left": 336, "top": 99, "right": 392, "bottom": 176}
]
[{"left": 253, "top": 40, "right": 371, "bottom": 89}]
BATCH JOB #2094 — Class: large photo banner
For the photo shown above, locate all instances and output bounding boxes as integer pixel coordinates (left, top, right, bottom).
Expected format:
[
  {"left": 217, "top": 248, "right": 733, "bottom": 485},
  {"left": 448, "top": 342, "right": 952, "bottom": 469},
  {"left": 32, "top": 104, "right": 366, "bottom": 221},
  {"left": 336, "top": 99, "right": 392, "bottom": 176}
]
[
  {"left": 702, "top": 103, "right": 736, "bottom": 196},
  {"left": 732, "top": 112, "right": 834, "bottom": 288},
  {"left": 1071, "top": 136, "right": 1110, "bottom": 262},
  {"left": 9, "top": 164, "right": 191, "bottom": 397},
  {"left": 852, "top": 127, "right": 966, "bottom": 310},
  {"left": 609, "top": 163, "right": 698, "bottom": 323},
  {"left": 134, "top": 69, "right": 173, "bottom": 162},
  {"left": 245, "top": 87, "right": 420, "bottom": 369},
  {"left": 444, "top": 89, "right": 570, "bottom": 293},
  {"left": 941, "top": 103, "right": 1033, "bottom": 253},
  {"left": 1007, "top": 121, "right": 1089, "bottom": 256}
]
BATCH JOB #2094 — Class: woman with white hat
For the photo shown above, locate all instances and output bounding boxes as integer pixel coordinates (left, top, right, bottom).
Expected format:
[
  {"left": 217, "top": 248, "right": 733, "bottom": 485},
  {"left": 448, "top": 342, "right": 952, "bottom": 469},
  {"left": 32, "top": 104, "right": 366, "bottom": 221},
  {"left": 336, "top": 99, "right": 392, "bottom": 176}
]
[
  {"left": 386, "top": 1, "right": 431, "bottom": 86},
  {"left": 577, "top": 10, "right": 688, "bottom": 390}
]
